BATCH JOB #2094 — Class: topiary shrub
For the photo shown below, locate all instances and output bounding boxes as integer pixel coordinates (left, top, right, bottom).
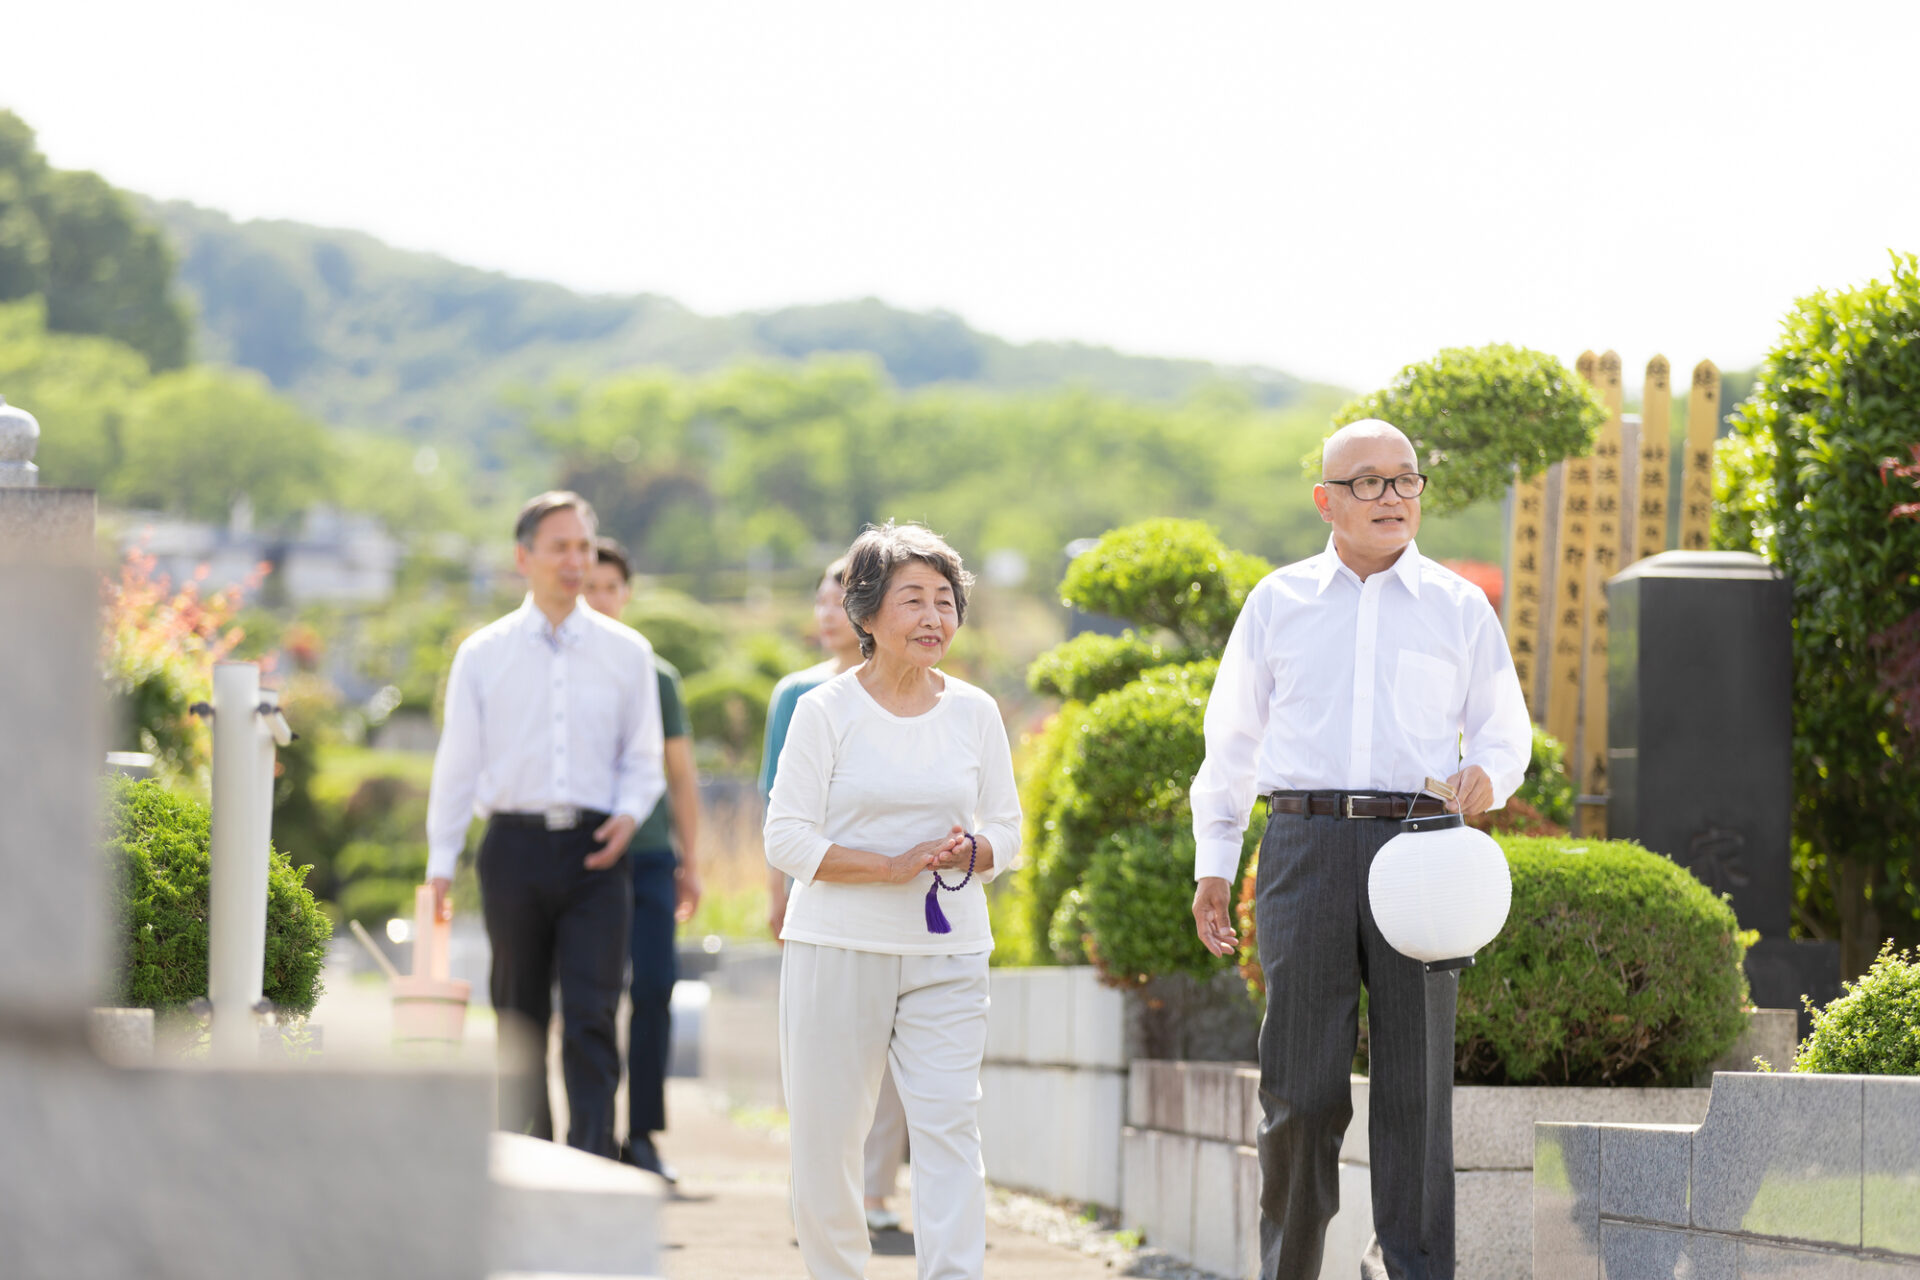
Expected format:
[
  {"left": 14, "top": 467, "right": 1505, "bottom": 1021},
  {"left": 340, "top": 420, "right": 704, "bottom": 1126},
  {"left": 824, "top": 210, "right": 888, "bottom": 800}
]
[
  {"left": 1035, "top": 661, "right": 1226, "bottom": 974},
  {"left": 1083, "top": 822, "right": 1259, "bottom": 985},
  {"left": 1454, "top": 836, "right": 1748, "bottom": 1086},
  {"left": 1058, "top": 519, "right": 1271, "bottom": 651},
  {"left": 1331, "top": 343, "right": 1606, "bottom": 515},
  {"left": 1026, "top": 630, "right": 1205, "bottom": 702},
  {"left": 1237, "top": 834, "right": 1749, "bottom": 1085},
  {"left": 103, "top": 775, "right": 331, "bottom": 1014},
  {"left": 1793, "top": 942, "right": 1920, "bottom": 1075}
]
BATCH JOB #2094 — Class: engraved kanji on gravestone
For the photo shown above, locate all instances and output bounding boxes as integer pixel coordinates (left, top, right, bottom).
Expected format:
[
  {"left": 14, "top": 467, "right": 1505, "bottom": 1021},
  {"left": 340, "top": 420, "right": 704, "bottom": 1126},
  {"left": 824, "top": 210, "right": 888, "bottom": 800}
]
[{"left": 1686, "top": 826, "right": 1751, "bottom": 897}]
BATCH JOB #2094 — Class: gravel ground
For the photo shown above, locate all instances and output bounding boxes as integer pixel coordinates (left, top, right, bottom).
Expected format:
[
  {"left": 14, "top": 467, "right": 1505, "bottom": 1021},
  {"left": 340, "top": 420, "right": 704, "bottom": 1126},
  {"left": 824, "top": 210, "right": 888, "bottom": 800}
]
[{"left": 985, "top": 1183, "right": 1231, "bottom": 1279}]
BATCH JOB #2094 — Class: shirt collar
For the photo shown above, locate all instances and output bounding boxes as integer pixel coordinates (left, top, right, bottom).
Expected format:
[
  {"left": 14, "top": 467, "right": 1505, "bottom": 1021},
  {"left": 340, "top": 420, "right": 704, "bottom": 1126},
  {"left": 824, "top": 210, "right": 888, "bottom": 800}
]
[
  {"left": 1314, "top": 535, "right": 1423, "bottom": 599},
  {"left": 517, "top": 594, "right": 588, "bottom": 649}
]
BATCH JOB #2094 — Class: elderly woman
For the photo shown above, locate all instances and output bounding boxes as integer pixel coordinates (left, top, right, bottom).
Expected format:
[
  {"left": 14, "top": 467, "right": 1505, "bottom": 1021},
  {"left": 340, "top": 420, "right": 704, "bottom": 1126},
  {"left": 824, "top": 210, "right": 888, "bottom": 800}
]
[{"left": 764, "top": 522, "right": 1021, "bottom": 1280}]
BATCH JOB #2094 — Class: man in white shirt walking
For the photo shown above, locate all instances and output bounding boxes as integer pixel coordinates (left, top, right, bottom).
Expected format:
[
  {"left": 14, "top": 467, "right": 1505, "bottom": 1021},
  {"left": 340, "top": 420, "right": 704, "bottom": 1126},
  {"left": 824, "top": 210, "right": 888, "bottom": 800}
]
[
  {"left": 427, "top": 491, "right": 666, "bottom": 1158},
  {"left": 1188, "top": 421, "right": 1531, "bottom": 1280}
]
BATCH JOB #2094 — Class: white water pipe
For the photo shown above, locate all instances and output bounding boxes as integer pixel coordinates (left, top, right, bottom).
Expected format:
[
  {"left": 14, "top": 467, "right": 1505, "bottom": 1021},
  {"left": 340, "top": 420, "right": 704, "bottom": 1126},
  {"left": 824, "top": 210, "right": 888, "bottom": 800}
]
[{"left": 208, "top": 662, "right": 264, "bottom": 1063}]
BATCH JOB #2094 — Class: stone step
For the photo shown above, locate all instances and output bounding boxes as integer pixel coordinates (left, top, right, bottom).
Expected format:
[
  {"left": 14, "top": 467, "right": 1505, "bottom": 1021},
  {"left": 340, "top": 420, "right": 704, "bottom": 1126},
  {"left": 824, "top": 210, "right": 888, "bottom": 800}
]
[{"left": 489, "top": 1132, "right": 665, "bottom": 1277}]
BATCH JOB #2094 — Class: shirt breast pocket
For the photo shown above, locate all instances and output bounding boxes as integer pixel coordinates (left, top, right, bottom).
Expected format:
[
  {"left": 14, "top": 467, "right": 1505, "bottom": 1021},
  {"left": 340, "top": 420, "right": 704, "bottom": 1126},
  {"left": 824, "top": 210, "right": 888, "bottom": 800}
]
[{"left": 1393, "top": 650, "right": 1460, "bottom": 741}]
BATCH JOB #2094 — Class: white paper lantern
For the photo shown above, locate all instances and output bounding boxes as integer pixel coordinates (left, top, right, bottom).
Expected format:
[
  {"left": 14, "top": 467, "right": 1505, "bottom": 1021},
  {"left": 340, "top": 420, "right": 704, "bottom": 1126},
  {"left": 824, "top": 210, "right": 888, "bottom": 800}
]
[{"left": 1367, "top": 812, "right": 1512, "bottom": 971}]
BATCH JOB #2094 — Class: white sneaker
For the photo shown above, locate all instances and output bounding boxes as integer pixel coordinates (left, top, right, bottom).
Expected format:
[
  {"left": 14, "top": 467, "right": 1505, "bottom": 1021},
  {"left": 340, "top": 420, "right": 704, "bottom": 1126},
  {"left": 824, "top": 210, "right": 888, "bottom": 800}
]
[{"left": 864, "top": 1206, "right": 902, "bottom": 1232}]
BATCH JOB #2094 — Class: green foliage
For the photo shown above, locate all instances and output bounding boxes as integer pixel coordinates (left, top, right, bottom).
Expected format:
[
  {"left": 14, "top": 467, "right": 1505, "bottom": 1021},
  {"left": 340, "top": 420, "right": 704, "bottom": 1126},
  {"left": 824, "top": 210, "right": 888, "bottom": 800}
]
[
  {"left": 0, "top": 112, "right": 189, "bottom": 370},
  {"left": 1024, "top": 659, "right": 1232, "bottom": 979},
  {"left": 1712, "top": 427, "right": 1777, "bottom": 556},
  {"left": 684, "top": 666, "right": 775, "bottom": 775},
  {"left": 1451, "top": 837, "right": 1750, "bottom": 1086},
  {"left": 149, "top": 197, "right": 1332, "bottom": 472},
  {"left": 103, "top": 776, "right": 331, "bottom": 1014},
  {"left": 1794, "top": 942, "right": 1920, "bottom": 1075},
  {"left": 1059, "top": 520, "right": 1272, "bottom": 650},
  {"left": 1516, "top": 727, "right": 1574, "bottom": 828},
  {"left": 622, "top": 589, "right": 728, "bottom": 679},
  {"left": 112, "top": 364, "right": 338, "bottom": 522},
  {"left": 0, "top": 297, "right": 150, "bottom": 489},
  {"left": 1081, "top": 823, "right": 1249, "bottom": 984},
  {"left": 1026, "top": 630, "right": 1205, "bottom": 702},
  {"left": 1332, "top": 344, "right": 1606, "bottom": 516},
  {"left": 1727, "top": 252, "right": 1920, "bottom": 966}
]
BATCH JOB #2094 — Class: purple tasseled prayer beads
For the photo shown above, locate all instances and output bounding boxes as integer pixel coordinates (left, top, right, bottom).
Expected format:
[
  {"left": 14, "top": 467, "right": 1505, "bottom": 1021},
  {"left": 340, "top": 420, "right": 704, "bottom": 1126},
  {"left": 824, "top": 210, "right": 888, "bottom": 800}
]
[{"left": 924, "top": 832, "right": 978, "bottom": 934}]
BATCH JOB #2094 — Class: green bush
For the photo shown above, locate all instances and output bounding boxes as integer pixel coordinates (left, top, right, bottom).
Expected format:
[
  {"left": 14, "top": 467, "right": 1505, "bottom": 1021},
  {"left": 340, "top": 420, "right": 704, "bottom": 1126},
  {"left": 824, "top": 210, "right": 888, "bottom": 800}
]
[
  {"left": 1059, "top": 519, "right": 1271, "bottom": 650},
  {"left": 1030, "top": 660, "right": 1230, "bottom": 977},
  {"left": 624, "top": 588, "right": 727, "bottom": 679},
  {"left": 103, "top": 775, "right": 332, "bottom": 1014},
  {"left": 1026, "top": 630, "right": 1205, "bottom": 702},
  {"left": 1082, "top": 822, "right": 1257, "bottom": 984},
  {"left": 684, "top": 665, "right": 775, "bottom": 774},
  {"left": 1454, "top": 836, "right": 1749, "bottom": 1086},
  {"left": 1516, "top": 727, "right": 1574, "bottom": 829},
  {"left": 1331, "top": 343, "right": 1606, "bottom": 516},
  {"left": 1794, "top": 943, "right": 1920, "bottom": 1075},
  {"left": 1723, "top": 252, "right": 1920, "bottom": 974}
]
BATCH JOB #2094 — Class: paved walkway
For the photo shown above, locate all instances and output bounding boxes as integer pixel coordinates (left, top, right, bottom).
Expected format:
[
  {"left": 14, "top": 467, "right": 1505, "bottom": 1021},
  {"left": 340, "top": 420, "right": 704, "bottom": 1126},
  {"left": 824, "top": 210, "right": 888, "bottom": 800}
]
[{"left": 657, "top": 1079, "right": 1121, "bottom": 1279}]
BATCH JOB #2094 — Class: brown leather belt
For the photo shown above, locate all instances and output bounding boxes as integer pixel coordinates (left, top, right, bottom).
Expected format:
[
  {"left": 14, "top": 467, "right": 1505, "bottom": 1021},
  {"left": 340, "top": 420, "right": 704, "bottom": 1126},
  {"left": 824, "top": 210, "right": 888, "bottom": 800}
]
[{"left": 1267, "top": 791, "right": 1448, "bottom": 820}]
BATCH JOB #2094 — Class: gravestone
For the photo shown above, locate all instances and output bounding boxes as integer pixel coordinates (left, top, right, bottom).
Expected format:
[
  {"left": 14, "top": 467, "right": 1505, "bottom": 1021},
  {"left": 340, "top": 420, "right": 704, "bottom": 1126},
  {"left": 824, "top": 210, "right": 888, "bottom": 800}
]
[{"left": 1606, "top": 551, "right": 1841, "bottom": 1027}]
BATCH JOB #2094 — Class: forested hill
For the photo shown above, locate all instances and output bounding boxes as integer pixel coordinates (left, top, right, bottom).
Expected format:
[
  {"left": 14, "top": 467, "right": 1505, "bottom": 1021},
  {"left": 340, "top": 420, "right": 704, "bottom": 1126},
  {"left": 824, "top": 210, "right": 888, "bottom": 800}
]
[{"left": 146, "top": 199, "right": 1332, "bottom": 454}]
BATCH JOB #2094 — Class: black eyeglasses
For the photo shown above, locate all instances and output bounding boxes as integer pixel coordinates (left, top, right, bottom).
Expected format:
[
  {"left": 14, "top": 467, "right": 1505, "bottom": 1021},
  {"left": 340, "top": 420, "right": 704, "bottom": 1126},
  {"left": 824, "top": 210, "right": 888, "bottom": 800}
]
[{"left": 1323, "top": 472, "right": 1428, "bottom": 501}]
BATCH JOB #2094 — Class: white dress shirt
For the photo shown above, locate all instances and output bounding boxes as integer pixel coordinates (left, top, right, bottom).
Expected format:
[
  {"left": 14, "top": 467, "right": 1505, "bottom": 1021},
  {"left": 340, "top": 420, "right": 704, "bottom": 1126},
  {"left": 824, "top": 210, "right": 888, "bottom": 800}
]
[
  {"left": 763, "top": 670, "right": 1022, "bottom": 955},
  {"left": 1189, "top": 538, "right": 1532, "bottom": 884},
  {"left": 425, "top": 596, "right": 666, "bottom": 881}
]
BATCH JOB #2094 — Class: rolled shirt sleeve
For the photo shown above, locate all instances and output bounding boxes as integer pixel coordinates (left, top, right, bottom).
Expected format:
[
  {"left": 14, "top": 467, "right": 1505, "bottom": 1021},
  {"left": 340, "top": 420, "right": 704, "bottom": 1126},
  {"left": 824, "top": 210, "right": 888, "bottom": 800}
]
[
  {"left": 763, "top": 695, "right": 837, "bottom": 884},
  {"left": 425, "top": 644, "right": 483, "bottom": 883},
  {"left": 1189, "top": 592, "right": 1274, "bottom": 884},
  {"left": 613, "top": 638, "right": 667, "bottom": 825},
  {"left": 1458, "top": 599, "right": 1533, "bottom": 809}
]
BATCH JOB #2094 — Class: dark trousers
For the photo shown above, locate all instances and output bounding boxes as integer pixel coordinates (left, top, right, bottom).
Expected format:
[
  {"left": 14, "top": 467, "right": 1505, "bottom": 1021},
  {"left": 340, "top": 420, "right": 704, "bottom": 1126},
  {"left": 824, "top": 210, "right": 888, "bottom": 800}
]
[
  {"left": 625, "top": 849, "right": 679, "bottom": 1137},
  {"left": 477, "top": 818, "right": 633, "bottom": 1158},
  {"left": 1253, "top": 811, "right": 1457, "bottom": 1280}
]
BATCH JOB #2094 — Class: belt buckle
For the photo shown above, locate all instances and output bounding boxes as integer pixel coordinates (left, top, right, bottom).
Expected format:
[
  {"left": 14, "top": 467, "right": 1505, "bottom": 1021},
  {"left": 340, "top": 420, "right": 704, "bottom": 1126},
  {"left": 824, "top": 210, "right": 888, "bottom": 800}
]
[
  {"left": 544, "top": 804, "right": 580, "bottom": 831},
  {"left": 1343, "top": 795, "right": 1376, "bottom": 820}
]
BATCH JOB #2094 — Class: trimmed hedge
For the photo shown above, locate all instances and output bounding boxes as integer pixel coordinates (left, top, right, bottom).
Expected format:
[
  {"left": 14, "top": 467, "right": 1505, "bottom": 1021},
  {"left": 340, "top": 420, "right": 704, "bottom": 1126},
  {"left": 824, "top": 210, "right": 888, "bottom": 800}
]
[
  {"left": 104, "top": 775, "right": 332, "bottom": 1014},
  {"left": 1794, "top": 943, "right": 1920, "bottom": 1075},
  {"left": 1027, "top": 630, "right": 1205, "bottom": 703},
  {"left": 1058, "top": 519, "right": 1270, "bottom": 651},
  {"left": 1028, "top": 661, "right": 1228, "bottom": 973},
  {"left": 1237, "top": 835, "right": 1750, "bottom": 1086}
]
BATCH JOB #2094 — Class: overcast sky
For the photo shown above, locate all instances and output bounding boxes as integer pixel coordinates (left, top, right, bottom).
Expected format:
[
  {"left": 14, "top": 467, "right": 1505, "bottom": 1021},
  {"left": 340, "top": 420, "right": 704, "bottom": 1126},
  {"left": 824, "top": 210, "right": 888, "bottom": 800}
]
[{"left": 8, "top": 1, "right": 1917, "bottom": 391}]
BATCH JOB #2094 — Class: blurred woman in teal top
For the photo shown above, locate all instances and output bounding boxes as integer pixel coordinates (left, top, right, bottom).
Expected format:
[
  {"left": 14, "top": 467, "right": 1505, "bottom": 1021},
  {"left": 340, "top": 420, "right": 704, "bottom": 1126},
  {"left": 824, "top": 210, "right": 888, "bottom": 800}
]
[{"left": 760, "top": 556, "right": 908, "bottom": 1232}]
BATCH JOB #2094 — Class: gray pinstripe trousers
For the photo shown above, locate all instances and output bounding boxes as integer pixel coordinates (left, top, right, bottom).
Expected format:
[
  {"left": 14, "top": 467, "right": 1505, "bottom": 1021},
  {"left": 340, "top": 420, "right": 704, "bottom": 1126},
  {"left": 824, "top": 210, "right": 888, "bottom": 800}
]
[{"left": 1252, "top": 810, "right": 1457, "bottom": 1280}]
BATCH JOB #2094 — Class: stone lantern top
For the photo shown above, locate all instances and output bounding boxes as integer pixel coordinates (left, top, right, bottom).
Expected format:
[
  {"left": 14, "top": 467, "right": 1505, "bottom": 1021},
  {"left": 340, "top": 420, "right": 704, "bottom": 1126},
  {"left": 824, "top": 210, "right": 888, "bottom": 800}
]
[{"left": 0, "top": 394, "right": 39, "bottom": 488}]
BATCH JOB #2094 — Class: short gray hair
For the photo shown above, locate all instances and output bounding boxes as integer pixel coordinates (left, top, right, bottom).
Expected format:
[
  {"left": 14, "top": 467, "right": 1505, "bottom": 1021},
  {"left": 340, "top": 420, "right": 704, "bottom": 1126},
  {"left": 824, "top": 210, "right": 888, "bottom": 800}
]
[
  {"left": 515, "top": 490, "right": 598, "bottom": 548},
  {"left": 840, "top": 522, "right": 974, "bottom": 660}
]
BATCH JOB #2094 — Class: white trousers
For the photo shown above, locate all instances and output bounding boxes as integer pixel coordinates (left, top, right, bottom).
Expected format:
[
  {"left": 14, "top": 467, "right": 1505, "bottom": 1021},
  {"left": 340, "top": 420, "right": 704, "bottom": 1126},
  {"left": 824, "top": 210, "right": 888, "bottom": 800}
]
[
  {"left": 780, "top": 942, "right": 990, "bottom": 1280},
  {"left": 865, "top": 1062, "right": 908, "bottom": 1201}
]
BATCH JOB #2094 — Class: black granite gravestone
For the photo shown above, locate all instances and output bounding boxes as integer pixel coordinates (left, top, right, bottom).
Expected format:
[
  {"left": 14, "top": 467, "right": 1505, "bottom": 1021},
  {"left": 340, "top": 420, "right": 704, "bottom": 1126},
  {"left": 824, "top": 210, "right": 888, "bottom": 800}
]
[{"left": 1607, "top": 551, "right": 1840, "bottom": 1026}]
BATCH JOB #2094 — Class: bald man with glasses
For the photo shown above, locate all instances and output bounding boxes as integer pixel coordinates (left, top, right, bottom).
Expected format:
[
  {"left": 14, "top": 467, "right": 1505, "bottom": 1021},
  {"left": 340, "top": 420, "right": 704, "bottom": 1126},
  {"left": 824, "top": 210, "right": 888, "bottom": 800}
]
[{"left": 1189, "top": 420, "right": 1531, "bottom": 1280}]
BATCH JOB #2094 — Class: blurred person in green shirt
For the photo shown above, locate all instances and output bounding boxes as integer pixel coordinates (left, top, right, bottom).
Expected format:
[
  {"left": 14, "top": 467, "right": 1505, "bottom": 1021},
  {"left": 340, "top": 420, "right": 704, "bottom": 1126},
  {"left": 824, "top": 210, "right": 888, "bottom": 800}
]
[
  {"left": 759, "top": 555, "right": 909, "bottom": 1232},
  {"left": 586, "top": 536, "right": 700, "bottom": 1184}
]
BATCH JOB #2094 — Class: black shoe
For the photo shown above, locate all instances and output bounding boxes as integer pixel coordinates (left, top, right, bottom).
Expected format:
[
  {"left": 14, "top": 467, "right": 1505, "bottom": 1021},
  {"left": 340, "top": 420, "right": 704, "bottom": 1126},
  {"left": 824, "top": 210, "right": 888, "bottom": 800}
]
[{"left": 622, "top": 1134, "right": 679, "bottom": 1185}]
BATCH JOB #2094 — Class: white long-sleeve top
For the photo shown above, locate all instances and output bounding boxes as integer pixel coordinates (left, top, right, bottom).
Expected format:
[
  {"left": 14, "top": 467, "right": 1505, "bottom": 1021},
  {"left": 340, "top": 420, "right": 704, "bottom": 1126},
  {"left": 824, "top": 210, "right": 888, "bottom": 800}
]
[
  {"left": 425, "top": 596, "right": 666, "bottom": 881},
  {"left": 1190, "top": 538, "right": 1532, "bottom": 884},
  {"left": 763, "top": 669, "right": 1021, "bottom": 956}
]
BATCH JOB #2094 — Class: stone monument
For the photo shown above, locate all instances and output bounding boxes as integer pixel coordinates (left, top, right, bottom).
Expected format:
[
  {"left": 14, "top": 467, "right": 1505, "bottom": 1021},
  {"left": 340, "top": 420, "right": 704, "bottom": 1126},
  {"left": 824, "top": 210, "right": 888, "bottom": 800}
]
[{"left": 1607, "top": 550, "right": 1842, "bottom": 1028}]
